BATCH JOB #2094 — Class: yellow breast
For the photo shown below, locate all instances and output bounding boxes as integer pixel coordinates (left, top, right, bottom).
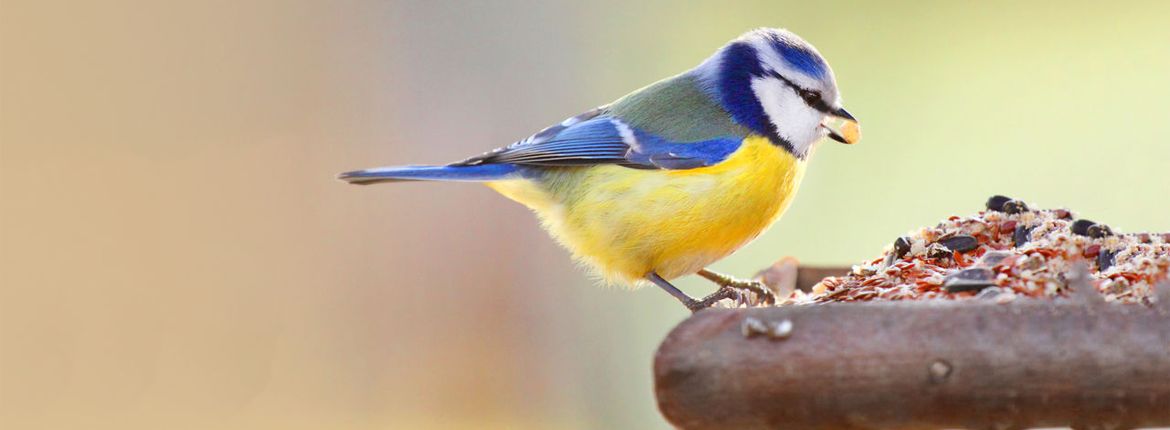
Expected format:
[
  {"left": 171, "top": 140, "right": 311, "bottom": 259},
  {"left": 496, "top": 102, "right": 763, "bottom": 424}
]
[{"left": 487, "top": 135, "right": 806, "bottom": 286}]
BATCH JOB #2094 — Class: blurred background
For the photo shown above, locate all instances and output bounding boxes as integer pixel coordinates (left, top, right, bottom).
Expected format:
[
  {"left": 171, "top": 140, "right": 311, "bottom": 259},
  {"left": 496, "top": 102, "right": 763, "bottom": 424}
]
[{"left": 2, "top": 1, "right": 1169, "bottom": 428}]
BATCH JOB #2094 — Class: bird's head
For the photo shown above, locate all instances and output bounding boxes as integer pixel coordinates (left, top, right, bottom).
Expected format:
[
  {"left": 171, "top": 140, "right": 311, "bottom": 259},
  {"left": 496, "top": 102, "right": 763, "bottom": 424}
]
[{"left": 697, "top": 28, "right": 859, "bottom": 158}]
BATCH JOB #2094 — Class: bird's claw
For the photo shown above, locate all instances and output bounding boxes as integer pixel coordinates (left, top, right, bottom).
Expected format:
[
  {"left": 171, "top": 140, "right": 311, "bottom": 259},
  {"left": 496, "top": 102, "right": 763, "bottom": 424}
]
[
  {"left": 684, "top": 288, "right": 736, "bottom": 313},
  {"left": 719, "top": 278, "right": 776, "bottom": 307},
  {"left": 684, "top": 279, "right": 776, "bottom": 313}
]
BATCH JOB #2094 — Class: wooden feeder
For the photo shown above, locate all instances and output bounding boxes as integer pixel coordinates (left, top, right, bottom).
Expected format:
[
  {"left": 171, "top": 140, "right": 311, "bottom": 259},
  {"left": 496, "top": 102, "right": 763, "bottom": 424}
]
[{"left": 653, "top": 265, "right": 1170, "bottom": 430}]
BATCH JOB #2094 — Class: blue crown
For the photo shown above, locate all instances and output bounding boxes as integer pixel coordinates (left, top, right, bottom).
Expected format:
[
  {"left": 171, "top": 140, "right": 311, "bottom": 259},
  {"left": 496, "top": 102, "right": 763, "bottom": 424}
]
[{"left": 763, "top": 31, "right": 828, "bottom": 79}]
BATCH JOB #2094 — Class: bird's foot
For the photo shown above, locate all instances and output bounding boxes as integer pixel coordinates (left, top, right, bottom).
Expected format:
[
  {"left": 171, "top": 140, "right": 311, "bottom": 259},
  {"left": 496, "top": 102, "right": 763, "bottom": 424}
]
[
  {"left": 683, "top": 288, "right": 737, "bottom": 313},
  {"left": 723, "top": 278, "right": 776, "bottom": 307},
  {"left": 697, "top": 269, "right": 776, "bottom": 308}
]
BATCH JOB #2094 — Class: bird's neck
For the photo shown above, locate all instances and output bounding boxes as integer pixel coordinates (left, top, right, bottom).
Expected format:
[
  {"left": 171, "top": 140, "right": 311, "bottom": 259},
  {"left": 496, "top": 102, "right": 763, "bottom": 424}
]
[{"left": 608, "top": 73, "right": 751, "bottom": 143}]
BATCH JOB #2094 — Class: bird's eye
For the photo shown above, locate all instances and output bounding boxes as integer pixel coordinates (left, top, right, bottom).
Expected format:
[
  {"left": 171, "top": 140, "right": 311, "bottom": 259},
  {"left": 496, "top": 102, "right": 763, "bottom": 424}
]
[
  {"left": 767, "top": 70, "right": 825, "bottom": 107},
  {"left": 798, "top": 89, "right": 820, "bottom": 104}
]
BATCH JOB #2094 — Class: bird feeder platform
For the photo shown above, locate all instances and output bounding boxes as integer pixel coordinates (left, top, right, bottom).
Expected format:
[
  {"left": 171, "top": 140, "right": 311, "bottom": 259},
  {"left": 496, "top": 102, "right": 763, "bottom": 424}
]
[
  {"left": 653, "top": 266, "right": 1170, "bottom": 429},
  {"left": 654, "top": 197, "right": 1170, "bottom": 429}
]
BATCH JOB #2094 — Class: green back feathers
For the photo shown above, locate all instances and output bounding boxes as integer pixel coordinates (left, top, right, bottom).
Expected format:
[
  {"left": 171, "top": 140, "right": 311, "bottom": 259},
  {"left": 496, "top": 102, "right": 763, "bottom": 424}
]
[{"left": 607, "top": 73, "right": 750, "bottom": 143}]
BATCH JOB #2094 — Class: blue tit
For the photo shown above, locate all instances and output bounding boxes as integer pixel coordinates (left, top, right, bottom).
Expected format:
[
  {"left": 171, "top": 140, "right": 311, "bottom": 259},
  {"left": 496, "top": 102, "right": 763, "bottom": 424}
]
[{"left": 340, "top": 28, "right": 860, "bottom": 311}]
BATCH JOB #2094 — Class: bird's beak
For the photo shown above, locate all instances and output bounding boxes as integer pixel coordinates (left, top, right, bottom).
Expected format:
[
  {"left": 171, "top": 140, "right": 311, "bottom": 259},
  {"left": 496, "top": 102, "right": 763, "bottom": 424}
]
[{"left": 822, "top": 107, "right": 861, "bottom": 145}]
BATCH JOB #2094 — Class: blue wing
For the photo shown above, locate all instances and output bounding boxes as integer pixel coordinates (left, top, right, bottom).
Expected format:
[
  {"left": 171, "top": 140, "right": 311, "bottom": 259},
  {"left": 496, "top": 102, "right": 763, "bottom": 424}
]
[{"left": 452, "top": 108, "right": 744, "bottom": 170}]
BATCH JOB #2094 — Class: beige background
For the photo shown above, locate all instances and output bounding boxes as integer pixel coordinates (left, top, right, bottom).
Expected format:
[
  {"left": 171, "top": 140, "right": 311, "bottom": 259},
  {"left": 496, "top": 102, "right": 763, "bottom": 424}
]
[{"left": 3, "top": 1, "right": 1169, "bottom": 428}]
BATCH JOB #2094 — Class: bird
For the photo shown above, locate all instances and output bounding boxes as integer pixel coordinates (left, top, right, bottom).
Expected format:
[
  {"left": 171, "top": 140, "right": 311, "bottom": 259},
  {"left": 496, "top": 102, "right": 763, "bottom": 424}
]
[{"left": 339, "top": 28, "right": 860, "bottom": 312}]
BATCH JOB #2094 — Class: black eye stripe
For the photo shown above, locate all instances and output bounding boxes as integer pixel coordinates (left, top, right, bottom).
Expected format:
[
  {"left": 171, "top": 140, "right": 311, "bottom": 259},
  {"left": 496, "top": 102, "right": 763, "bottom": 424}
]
[{"left": 766, "top": 70, "right": 832, "bottom": 113}]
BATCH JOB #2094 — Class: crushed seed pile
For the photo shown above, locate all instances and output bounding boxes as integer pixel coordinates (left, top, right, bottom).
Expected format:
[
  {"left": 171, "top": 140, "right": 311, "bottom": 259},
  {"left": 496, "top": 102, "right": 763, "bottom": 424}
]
[{"left": 793, "top": 196, "right": 1170, "bottom": 305}]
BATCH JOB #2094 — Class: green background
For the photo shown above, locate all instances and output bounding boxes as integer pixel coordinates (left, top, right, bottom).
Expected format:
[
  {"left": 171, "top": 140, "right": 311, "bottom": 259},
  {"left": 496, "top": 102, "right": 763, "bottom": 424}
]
[{"left": 3, "top": 1, "right": 1168, "bottom": 428}]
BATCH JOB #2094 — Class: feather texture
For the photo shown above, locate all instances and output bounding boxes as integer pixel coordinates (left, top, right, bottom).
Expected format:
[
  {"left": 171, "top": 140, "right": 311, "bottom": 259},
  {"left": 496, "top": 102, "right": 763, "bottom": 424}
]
[
  {"left": 339, "top": 27, "right": 850, "bottom": 291},
  {"left": 453, "top": 108, "right": 745, "bottom": 170},
  {"left": 337, "top": 164, "right": 521, "bottom": 185},
  {"left": 487, "top": 135, "right": 806, "bottom": 284}
]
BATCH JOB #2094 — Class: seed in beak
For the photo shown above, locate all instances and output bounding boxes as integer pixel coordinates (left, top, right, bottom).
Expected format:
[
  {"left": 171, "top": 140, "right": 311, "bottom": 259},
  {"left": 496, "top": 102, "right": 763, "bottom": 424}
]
[{"left": 822, "top": 117, "right": 861, "bottom": 144}]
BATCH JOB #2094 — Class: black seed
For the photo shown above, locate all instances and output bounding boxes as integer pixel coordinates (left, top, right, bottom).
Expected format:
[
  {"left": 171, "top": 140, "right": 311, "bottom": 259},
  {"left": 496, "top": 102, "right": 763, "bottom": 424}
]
[
  {"left": 978, "top": 251, "right": 1013, "bottom": 267},
  {"left": 1087, "top": 224, "right": 1113, "bottom": 238},
  {"left": 986, "top": 195, "right": 1012, "bottom": 212},
  {"left": 1013, "top": 225, "right": 1033, "bottom": 247},
  {"left": 944, "top": 267, "right": 996, "bottom": 293},
  {"left": 927, "top": 243, "right": 953, "bottom": 259},
  {"left": 1070, "top": 219, "right": 1097, "bottom": 236},
  {"left": 1098, "top": 249, "right": 1116, "bottom": 271},
  {"left": 938, "top": 235, "right": 978, "bottom": 253},
  {"left": 1002, "top": 200, "right": 1029, "bottom": 214},
  {"left": 893, "top": 236, "right": 911, "bottom": 258}
]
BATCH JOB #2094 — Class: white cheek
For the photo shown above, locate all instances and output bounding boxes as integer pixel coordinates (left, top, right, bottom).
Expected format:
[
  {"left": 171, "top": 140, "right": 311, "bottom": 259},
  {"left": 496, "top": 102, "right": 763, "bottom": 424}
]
[{"left": 751, "top": 77, "right": 824, "bottom": 155}]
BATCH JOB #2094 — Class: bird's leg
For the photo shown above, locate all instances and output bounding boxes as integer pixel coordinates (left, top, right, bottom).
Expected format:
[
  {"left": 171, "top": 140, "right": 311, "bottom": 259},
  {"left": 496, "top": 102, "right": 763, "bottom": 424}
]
[
  {"left": 646, "top": 272, "right": 734, "bottom": 313},
  {"left": 697, "top": 268, "right": 776, "bottom": 306}
]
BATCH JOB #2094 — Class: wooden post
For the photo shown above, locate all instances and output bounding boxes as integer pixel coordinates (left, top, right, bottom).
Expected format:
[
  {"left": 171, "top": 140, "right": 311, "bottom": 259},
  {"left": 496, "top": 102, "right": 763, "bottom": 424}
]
[{"left": 654, "top": 273, "right": 1170, "bottom": 430}]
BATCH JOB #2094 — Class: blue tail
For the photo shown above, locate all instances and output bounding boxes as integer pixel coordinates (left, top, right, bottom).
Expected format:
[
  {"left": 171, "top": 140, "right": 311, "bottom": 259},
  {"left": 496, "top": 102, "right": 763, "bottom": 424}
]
[{"left": 337, "top": 164, "right": 521, "bottom": 185}]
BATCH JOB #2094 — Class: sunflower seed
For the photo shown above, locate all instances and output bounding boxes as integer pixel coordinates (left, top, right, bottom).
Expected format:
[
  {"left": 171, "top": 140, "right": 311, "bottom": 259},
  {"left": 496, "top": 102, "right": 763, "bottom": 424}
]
[
  {"left": 943, "top": 267, "right": 996, "bottom": 293},
  {"left": 1087, "top": 224, "right": 1113, "bottom": 238},
  {"left": 893, "top": 236, "right": 912, "bottom": 258},
  {"left": 978, "top": 251, "right": 1013, "bottom": 267},
  {"left": 986, "top": 195, "right": 1012, "bottom": 212},
  {"left": 1070, "top": 219, "right": 1096, "bottom": 236},
  {"left": 1013, "top": 225, "right": 1033, "bottom": 247},
  {"left": 1002, "top": 200, "right": 1029, "bottom": 214},
  {"left": 938, "top": 235, "right": 978, "bottom": 253},
  {"left": 1098, "top": 249, "right": 1116, "bottom": 271}
]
